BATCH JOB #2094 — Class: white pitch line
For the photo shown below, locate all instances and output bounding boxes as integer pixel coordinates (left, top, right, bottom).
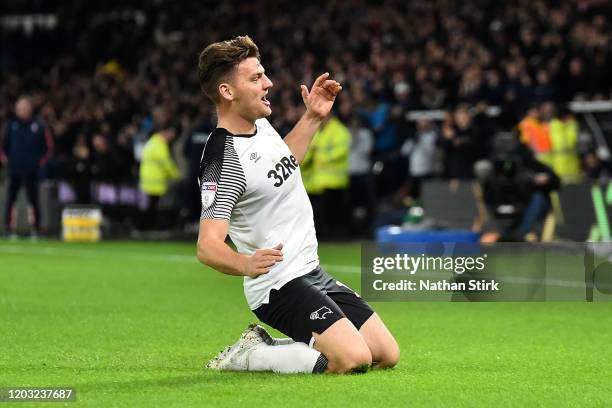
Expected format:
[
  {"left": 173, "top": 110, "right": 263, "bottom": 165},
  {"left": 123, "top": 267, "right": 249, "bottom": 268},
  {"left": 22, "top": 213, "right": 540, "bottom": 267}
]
[
  {"left": 0, "top": 243, "right": 592, "bottom": 289},
  {"left": 0, "top": 243, "right": 361, "bottom": 273},
  {"left": 0, "top": 244, "right": 195, "bottom": 264}
]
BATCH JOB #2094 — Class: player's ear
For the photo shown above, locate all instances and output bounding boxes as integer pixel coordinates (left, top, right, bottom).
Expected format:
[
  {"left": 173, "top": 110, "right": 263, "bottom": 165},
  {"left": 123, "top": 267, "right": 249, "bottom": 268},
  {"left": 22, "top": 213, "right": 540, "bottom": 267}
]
[{"left": 219, "top": 83, "right": 234, "bottom": 102}]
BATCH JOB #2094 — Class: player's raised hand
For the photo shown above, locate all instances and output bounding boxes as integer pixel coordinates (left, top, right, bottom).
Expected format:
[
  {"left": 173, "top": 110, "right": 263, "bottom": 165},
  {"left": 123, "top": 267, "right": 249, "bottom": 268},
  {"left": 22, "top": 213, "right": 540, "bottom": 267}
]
[
  {"left": 301, "top": 72, "right": 342, "bottom": 121},
  {"left": 243, "top": 243, "right": 284, "bottom": 278}
]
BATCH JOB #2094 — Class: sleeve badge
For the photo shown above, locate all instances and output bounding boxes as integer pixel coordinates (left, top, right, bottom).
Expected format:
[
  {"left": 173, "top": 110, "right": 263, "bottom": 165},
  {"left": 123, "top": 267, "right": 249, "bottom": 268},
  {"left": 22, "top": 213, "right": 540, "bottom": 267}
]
[{"left": 201, "top": 182, "right": 217, "bottom": 209}]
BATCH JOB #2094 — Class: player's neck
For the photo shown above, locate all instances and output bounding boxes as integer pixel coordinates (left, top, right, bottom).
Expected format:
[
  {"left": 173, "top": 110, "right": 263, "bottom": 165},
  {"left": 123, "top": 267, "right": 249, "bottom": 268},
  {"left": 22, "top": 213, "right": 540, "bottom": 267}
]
[{"left": 216, "top": 109, "right": 256, "bottom": 135}]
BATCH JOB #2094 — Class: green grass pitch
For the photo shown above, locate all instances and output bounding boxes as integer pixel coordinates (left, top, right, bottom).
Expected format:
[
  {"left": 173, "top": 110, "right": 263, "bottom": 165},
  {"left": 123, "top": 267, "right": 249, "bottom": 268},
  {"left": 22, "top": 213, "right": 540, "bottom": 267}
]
[{"left": 1, "top": 240, "right": 611, "bottom": 407}]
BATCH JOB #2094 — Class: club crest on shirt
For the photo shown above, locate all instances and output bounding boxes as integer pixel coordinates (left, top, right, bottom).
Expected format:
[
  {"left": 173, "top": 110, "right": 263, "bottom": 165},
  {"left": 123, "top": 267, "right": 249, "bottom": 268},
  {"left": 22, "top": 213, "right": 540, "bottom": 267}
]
[
  {"left": 201, "top": 182, "right": 217, "bottom": 209},
  {"left": 249, "top": 152, "right": 261, "bottom": 163}
]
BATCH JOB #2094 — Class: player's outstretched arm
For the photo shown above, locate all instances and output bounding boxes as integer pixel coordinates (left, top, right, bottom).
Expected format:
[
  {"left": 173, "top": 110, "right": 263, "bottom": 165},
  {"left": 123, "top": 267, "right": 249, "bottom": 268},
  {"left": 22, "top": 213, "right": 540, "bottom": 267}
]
[
  {"left": 197, "top": 218, "right": 283, "bottom": 277},
  {"left": 284, "top": 72, "right": 342, "bottom": 163}
]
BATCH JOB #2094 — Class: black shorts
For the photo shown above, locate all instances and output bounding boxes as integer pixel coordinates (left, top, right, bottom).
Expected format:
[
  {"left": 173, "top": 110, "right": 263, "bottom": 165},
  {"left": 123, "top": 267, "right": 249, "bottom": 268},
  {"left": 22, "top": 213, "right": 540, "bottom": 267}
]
[{"left": 253, "top": 266, "right": 375, "bottom": 345}]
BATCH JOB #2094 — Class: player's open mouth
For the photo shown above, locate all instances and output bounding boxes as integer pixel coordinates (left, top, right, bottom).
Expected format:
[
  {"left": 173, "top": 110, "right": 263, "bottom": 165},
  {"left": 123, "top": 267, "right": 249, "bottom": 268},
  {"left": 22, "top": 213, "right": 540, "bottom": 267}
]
[{"left": 261, "top": 95, "right": 270, "bottom": 106}]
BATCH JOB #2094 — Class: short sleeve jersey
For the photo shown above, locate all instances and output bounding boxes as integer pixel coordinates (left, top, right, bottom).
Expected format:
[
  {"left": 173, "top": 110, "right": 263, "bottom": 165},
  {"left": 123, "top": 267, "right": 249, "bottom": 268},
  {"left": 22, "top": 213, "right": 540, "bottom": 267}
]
[{"left": 199, "top": 118, "right": 319, "bottom": 310}]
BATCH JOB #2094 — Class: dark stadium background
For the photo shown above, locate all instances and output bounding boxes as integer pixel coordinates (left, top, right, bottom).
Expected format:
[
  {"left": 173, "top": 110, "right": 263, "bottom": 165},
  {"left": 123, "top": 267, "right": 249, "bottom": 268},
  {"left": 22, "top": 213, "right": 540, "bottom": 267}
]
[
  {"left": 1, "top": 2, "right": 612, "bottom": 407},
  {"left": 1, "top": 0, "right": 611, "bottom": 239}
]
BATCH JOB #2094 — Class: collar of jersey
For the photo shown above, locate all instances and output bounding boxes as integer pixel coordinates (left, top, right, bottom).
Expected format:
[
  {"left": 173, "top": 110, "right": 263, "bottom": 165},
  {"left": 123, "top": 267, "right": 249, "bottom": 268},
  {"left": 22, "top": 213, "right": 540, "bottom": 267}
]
[{"left": 216, "top": 125, "right": 258, "bottom": 138}]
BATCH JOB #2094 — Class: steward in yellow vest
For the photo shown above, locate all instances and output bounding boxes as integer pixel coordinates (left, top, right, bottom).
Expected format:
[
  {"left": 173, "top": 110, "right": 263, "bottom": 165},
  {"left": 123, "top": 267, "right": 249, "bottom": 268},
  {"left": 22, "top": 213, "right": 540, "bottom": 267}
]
[
  {"left": 549, "top": 109, "right": 581, "bottom": 183},
  {"left": 301, "top": 115, "right": 350, "bottom": 194},
  {"left": 139, "top": 129, "right": 180, "bottom": 196}
]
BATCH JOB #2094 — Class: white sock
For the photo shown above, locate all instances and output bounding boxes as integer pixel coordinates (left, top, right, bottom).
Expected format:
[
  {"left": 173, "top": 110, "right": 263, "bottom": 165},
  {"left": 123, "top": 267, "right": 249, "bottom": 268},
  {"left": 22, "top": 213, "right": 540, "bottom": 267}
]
[
  {"left": 272, "top": 337, "right": 295, "bottom": 346},
  {"left": 248, "top": 342, "right": 326, "bottom": 373}
]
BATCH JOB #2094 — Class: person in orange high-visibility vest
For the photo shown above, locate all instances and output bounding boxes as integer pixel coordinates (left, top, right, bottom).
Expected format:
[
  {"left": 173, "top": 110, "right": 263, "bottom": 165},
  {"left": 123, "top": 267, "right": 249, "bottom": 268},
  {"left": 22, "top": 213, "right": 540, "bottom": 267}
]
[{"left": 518, "top": 104, "right": 554, "bottom": 167}]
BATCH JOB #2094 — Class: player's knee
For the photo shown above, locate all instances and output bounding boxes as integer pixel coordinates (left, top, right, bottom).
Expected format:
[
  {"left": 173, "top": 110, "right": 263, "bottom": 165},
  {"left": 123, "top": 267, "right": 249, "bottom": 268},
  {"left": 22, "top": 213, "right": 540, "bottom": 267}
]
[
  {"left": 331, "top": 346, "right": 372, "bottom": 373},
  {"left": 345, "top": 347, "right": 373, "bottom": 373},
  {"left": 378, "top": 341, "right": 400, "bottom": 368}
]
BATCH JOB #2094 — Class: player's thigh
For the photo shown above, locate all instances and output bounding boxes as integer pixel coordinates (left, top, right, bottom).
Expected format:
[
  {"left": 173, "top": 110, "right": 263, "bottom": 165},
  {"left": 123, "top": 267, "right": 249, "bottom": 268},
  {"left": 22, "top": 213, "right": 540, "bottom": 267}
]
[
  {"left": 254, "top": 272, "right": 347, "bottom": 345},
  {"left": 313, "top": 317, "right": 372, "bottom": 373},
  {"left": 317, "top": 268, "right": 375, "bottom": 333},
  {"left": 359, "top": 312, "right": 400, "bottom": 368}
]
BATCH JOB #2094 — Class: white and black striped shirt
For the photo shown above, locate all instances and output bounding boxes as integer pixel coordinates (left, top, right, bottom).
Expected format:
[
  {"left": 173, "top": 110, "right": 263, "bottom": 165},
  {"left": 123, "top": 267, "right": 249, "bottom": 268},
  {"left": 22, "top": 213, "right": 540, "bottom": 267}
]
[{"left": 199, "top": 118, "right": 319, "bottom": 310}]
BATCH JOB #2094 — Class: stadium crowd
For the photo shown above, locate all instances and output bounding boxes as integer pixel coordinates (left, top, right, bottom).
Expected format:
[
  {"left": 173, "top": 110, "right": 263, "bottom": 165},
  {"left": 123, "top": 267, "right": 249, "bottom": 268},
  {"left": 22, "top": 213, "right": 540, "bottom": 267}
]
[{"left": 0, "top": 0, "right": 610, "bottom": 235}]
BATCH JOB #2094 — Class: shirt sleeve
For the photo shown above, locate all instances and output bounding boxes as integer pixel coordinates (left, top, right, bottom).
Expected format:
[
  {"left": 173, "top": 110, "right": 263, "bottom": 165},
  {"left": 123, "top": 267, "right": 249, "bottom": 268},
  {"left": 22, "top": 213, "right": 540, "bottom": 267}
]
[{"left": 199, "top": 133, "right": 246, "bottom": 220}]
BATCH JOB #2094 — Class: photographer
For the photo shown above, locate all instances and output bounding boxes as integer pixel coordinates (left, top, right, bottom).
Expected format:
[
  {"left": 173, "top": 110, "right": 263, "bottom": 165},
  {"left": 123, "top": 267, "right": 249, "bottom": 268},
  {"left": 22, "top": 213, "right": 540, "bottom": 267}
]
[{"left": 475, "top": 132, "right": 560, "bottom": 242}]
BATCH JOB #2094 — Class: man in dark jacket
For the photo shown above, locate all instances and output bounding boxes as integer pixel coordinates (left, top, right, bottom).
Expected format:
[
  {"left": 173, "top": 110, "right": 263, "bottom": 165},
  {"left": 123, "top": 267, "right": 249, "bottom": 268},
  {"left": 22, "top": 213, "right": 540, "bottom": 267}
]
[
  {"left": 476, "top": 131, "right": 560, "bottom": 241},
  {"left": 0, "top": 96, "right": 53, "bottom": 237},
  {"left": 181, "top": 114, "right": 213, "bottom": 223}
]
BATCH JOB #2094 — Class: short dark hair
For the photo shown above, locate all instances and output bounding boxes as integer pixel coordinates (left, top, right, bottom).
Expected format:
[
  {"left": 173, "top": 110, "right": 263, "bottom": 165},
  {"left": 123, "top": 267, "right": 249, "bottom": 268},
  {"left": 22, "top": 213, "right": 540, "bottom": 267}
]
[
  {"left": 197, "top": 35, "right": 260, "bottom": 104},
  {"left": 152, "top": 105, "right": 171, "bottom": 131}
]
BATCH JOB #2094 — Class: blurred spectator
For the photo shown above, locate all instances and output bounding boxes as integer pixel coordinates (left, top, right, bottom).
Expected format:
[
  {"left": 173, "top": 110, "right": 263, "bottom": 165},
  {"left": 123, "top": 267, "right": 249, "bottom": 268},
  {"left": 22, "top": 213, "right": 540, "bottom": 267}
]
[
  {"left": 533, "top": 70, "right": 556, "bottom": 103},
  {"left": 65, "top": 134, "right": 92, "bottom": 203},
  {"left": 347, "top": 115, "right": 375, "bottom": 236},
  {"left": 582, "top": 149, "right": 607, "bottom": 179},
  {"left": 484, "top": 70, "right": 504, "bottom": 106},
  {"left": 476, "top": 132, "right": 561, "bottom": 242},
  {"left": 518, "top": 104, "right": 553, "bottom": 168},
  {"left": 139, "top": 123, "right": 180, "bottom": 229},
  {"left": 0, "top": 96, "right": 53, "bottom": 237},
  {"left": 181, "top": 110, "right": 214, "bottom": 224},
  {"left": 561, "top": 57, "right": 587, "bottom": 102},
  {"left": 400, "top": 118, "right": 438, "bottom": 201},
  {"left": 90, "top": 134, "right": 127, "bottom": 183},
  {"left": 301, "top": 115, "right": 350, "bottom": 238},
  {"left": 360, "top": 97, "right": 398, "bottom": 156},
  {"left": 550, "top": 108, "right": 582, "bottom": 183},
  {"left": 441, "top": 105, "right": 483, "bottom": 179}
]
